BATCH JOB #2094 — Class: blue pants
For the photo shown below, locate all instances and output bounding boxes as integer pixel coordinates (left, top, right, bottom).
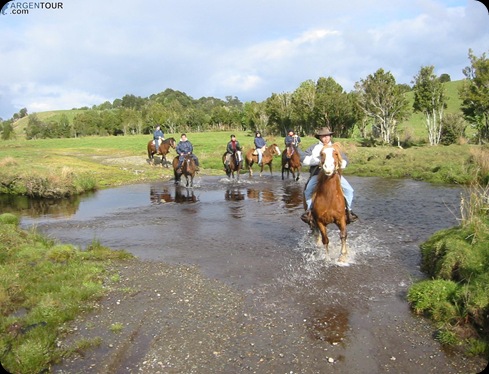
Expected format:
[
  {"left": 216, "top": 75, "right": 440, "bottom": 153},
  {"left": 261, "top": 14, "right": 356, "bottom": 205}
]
[{"left": 304, "top": 174, "right": 354, "bottom": 210}]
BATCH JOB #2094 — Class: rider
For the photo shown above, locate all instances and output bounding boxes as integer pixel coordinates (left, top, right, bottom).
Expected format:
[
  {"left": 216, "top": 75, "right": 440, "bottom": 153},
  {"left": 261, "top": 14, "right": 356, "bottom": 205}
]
[
  {"left": 254, "top": 131, "right": 267, "bottom": 166},
  {"left": 225, "top": 134, "right": 242, "bottom": 173},
  {"left": 176, "top": 133, "right": 200, "bottom": 172},
  {"left": 300, "top": 126, "right": 358, "bottom": 225},
  {"left": 284, "top": 129, "right": 301, "bottom": 148},
  {"left": 153, "top": 125, "right": 164, "bottom": 154},
  {"left": 284, "top": 129, "right": 301, "bottom": 167}
]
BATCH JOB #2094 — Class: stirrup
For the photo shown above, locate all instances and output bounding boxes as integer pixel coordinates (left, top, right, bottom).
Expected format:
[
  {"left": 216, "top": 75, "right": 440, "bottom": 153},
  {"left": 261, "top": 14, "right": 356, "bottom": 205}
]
[{"left": 301, "top": 210, "right": 312, "bottom": 224}]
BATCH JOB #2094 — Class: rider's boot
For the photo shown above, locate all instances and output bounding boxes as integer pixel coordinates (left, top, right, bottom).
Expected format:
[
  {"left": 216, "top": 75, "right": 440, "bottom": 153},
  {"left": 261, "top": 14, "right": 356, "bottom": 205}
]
[{"left": 345, "top": 201, "right": 358, "bottom": 224}]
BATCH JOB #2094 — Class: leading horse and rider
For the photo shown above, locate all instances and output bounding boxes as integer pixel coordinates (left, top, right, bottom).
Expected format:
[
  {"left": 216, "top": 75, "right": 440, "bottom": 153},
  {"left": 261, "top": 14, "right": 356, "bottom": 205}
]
[{"left": 300, "top": 126, "right": 358, "bottom": 226}]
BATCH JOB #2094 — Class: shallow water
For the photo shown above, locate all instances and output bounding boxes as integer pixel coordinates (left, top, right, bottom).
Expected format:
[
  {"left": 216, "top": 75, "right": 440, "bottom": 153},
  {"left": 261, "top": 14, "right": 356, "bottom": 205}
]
[{"left": 5, "top": 175, "right": 485, "bottom": 373}]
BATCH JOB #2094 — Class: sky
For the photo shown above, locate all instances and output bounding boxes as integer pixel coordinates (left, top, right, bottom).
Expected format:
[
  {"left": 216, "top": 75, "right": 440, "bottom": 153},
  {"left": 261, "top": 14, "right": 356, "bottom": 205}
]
[{"left": 0, "top": 0, "right": 488, "bottom": 120}]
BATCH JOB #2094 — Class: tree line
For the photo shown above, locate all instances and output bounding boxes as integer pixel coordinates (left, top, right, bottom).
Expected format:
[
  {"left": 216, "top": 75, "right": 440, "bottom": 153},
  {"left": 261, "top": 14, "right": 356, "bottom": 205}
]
[{"left": 1, "top": 49, "right": 488, "bottom": 145}]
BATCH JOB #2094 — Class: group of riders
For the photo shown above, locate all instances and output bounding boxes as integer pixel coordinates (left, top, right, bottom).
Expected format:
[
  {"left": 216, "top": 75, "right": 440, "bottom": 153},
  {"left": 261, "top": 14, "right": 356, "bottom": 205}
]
[{"left": 153, "top": 125, "right": 358, "bottom": 225}]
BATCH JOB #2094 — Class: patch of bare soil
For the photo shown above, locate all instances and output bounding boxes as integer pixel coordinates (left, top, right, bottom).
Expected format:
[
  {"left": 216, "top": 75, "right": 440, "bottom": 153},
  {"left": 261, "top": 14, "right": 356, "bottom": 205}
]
[
  {"left": 52, "top": 257, "right": 489, "bottom": 374},
  {"left": 53, "top": 259, "right": 245, "bottom": 373}
]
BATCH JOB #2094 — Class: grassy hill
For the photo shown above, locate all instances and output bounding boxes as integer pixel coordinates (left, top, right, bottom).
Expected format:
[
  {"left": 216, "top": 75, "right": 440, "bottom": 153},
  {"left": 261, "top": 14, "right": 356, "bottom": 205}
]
[
  {"left": 12, "top": 109, "right": 87, "bottom": 135},
  {"left": 398, "top": 80, "right": 468, "bottom": 140}
]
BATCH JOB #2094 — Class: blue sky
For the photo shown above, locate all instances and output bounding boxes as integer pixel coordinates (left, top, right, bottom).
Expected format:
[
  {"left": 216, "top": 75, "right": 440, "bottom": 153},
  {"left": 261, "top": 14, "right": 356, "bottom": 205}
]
[{"left": 0, "top": 0, "right": 488, "bottom": 119}]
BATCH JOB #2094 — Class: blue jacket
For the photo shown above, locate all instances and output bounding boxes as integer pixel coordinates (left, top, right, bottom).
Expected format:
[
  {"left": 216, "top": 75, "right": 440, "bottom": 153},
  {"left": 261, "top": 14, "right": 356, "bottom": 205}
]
[
  {"left": 154, "top": 129, "right": 164, "bottom": 139},
  {"left": 254, "top": 136, "right": 266, "bottom": 149},
  {"left": 285, "top": 134, "right": 301, "bottom": 146},
  {"left": 176, "top": 140, "right": 193, "bottom": 155}
]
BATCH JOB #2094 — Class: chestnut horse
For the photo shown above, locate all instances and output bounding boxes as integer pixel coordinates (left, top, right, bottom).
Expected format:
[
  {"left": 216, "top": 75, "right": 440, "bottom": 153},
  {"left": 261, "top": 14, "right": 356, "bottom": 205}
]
[
  {"left": 245, "top": 144, "right": 281, "bottom": 177},
  {"left": 309, "top": 145, "right": 348, "bottom": 262},
  {"left": 222, "top": 150, "right": 242, "bottom": 180},
  {"left": 281, "top": 145, "right": 301, "bottom": 181},
  {"left": 172, "top": 155, "right": 196, "bottom": 188},
  {"left": 147, "top": 137, "right": 176, "bottom": 167}
]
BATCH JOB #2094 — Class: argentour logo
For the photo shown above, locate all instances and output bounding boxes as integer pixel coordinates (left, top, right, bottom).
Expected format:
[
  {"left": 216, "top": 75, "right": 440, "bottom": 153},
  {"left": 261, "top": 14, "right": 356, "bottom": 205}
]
[{"left": 1, "top": 1, "right": 64, "bottom": 15}]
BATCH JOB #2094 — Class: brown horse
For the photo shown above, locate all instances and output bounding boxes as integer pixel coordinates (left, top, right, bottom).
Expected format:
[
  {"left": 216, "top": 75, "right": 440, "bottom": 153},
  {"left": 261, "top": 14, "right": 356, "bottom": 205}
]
[
  {"left": 172, "top": 155, "right": 196, "bottom": 187},
  {"left": 309, "top": 145, "right": 348, "bottom": 262},
  {"left": 281, "top": 145, "right": 301, "bottom": 181},
  {"left": 147, "top": 137, "right": 176, "bottom": 167},
  {"left": 245, "top": 144, "right": 281, "bottom": 177},
  {"left": 222, "top": 151, "right": 242, "bottom": 180}
]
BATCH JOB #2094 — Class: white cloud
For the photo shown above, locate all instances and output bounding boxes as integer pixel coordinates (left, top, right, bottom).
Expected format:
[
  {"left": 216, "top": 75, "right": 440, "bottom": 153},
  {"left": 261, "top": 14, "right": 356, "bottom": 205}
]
[{"left": 0, "top": 0, "right": 488, "bottom": 119}]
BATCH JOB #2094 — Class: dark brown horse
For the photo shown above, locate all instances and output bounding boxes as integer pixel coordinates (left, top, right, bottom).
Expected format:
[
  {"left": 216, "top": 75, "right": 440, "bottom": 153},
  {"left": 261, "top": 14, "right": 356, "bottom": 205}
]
[
  {"left": 309, "top": 145, "right": 348, "bottom": 262},
  {"left": 222, "top": 150, "right": 243, "bottom": 180},
  {"left": 245, "top": 144, "right": 281, "bottom": 177},
  {"left": 147, "top": 137, "right": 176, "bottom": 167},
  {"left": 281, "top": 145, "right": 301, "bottom": 181},
  {"left": 172, "top": 155, "right": 196, "bottom": 187}
]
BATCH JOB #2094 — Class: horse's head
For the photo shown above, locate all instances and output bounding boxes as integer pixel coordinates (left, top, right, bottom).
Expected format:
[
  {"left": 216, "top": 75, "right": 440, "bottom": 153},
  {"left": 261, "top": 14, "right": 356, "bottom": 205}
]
[
  {"left": 169, "top": 138, "right": 176, "bottom": 148},
  {"left": 320, "top": 146, "right": 341, "bottom": 176},
  {"left": 269, "top": 144, "right": 281, "bottom": 156}
]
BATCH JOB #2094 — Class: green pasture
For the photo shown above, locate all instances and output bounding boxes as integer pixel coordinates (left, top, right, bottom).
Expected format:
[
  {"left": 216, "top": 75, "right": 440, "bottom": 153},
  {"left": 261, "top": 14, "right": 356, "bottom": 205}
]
[{"left": 0, "top": 131, "right": 487, "bottom": 197}]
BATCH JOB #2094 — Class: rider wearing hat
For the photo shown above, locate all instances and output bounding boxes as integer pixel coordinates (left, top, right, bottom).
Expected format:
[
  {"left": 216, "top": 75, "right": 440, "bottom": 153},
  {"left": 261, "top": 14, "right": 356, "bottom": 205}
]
[{"left": 300, "top": 126, "right": 358, "bottom": 225}]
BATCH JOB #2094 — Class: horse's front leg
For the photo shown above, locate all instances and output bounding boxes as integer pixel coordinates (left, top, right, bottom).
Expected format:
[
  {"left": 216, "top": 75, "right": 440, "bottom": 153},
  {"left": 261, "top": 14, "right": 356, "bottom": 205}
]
[
  {"left": 338, "top": 224, "right": 348, "bottom": 262},
  {"left": 316, "top": 222, "right": 329, "bottom": 257}
]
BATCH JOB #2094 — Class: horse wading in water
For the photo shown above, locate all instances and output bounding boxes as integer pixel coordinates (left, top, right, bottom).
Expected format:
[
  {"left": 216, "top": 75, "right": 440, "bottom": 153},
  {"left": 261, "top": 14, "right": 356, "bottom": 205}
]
[
  {"left": 308, "top": 145, "right": 348, "bottom": 262},
  {"left": 172, "top": 155, "right": 196, "bottom": 187},
  {"left": 147, "top": 137, "right": 176, "bottom": 167},
  {"left": 245, "top": 144, "right": 281, "bottom": 177},
  {"left": 281, "top": 144, "right": 301, "bottom": 181},
  {"left": 222, "top": 151, "right": 242, "bottom": 180}
]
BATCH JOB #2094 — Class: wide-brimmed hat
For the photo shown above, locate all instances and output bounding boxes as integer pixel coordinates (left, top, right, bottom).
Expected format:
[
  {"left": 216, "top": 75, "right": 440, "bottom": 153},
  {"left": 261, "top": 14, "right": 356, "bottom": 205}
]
[{"left": 314, "top": 127, "right": 334, "bottom": 138}]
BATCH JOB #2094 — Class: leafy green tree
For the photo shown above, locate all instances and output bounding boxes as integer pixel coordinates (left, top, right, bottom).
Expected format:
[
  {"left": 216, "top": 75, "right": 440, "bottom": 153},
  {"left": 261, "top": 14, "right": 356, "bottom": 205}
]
[
  {"left": 315, "top": 77, "right": 357, "bottom": 138},
  {"left": 459, "top": 49, "right": 489, "bottom": 143},
  {"left": 121, "top": 94, "right": 146, "bottom": 110},
  {"left": 120, "top": 108, "right": 142, "bottom": 135},
  {"left": 73, "top": 111, "right": 102, "bottom": 137},
  {"left": 439, "top": 73, "right": 451, "bottom": 83},
  {"left": 291, "top": 80, "right": 316, "bottom": 136},
  {"left": 25, "top": 113, "right": 43, "bottom": 139},
  {"left": 1, "top": 120, "right": 14, "bottom": 140},
  {"left": 243, "top": 101, "right": 268, "bottom": 133},
  {"left": 265, "top": 92, "right": 293, "bottom": 135},
  {"left": 440, "top": 113, "right": 467, "bottom": 145},
  {"left": 412, "top": 65, "right": 447, "bottom": 146},
  {"left": 355, "top": 68, "right": 410, "bottom": 144}
]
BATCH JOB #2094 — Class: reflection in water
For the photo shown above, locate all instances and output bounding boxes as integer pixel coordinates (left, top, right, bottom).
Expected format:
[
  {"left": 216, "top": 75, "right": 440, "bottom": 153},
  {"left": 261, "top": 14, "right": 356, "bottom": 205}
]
[
  {"left": 247, "top": 188, "right": 276, "bottom": 203},
  {"left": 150, "top": 186, "right": 173, "bottom": 204},
  {"left": 281, "top": 183, "right": 304, "bottom": 211},
  {"left": 225, "top": 187, "right": 245, "bottom": 201},
  {"left": 307, "top": 305, "right": 350, "bottom": 345},
  {"left": 225, "top": 187, "right": 246, "bottom": 219},
  {"left": 0, "top": 193, "right": 82, "bottom": 218},
  {"left": 174, "top": 186, "right": 198, "bottom": 203},
  {"left": 149, "top": 186, "right": 198, "bottom": 204}
]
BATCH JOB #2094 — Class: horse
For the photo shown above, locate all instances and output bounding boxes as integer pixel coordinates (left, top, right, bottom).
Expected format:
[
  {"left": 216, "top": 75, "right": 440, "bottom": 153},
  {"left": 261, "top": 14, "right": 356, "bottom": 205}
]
[
  {"left": 172, "top": 155, "right": 197, "bottom": 188},
  {"left": 281, "top": 144, "right": 301, "bottom": 181},
  {"left": 147, "top": 137, "right": 176, "bottom": 167},
  {"left": 308, "top": 145, "right": 348, "bottom": 262},
  {"left": 245, "top": 144, "right": 281, "bottom": 177},
  {"left": 222, "top": 150, "right": 242, "bottom": 180}
]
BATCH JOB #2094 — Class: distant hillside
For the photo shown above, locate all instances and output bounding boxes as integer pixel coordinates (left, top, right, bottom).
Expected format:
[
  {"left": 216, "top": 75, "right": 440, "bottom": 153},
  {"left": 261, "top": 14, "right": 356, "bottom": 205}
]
[
  {"left": 399, "top": 80, "right": 465, "bottom": 139},
  {"left": 13, "top": 109, "right": 87, "bottom": 136},
  {"left": 12, "top": 80, "right": 467, "bottom": 140}
]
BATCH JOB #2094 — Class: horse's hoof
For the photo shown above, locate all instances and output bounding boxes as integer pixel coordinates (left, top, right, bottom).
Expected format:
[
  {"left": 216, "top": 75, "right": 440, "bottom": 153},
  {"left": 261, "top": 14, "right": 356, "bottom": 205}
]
[{"left": 338, "top": 255, "right": 348, "bottom": 263}]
